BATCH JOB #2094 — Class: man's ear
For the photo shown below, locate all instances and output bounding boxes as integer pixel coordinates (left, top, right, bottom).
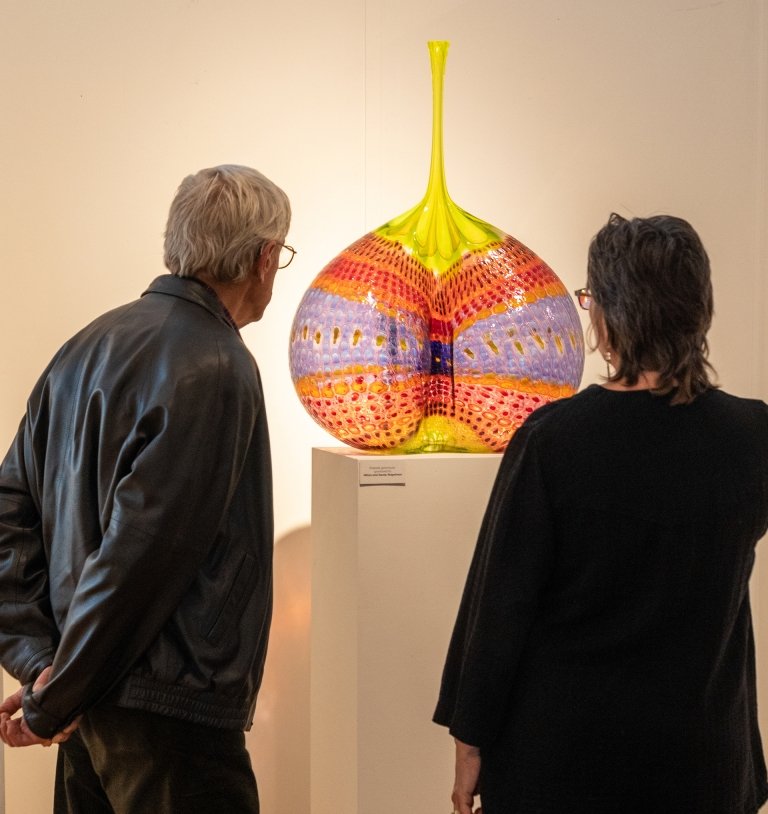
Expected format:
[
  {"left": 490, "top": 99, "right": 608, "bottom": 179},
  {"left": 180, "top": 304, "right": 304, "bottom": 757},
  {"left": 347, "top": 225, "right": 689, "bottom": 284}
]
[{"left": 256, "top": 241, "right": 277, "bottom": 281}]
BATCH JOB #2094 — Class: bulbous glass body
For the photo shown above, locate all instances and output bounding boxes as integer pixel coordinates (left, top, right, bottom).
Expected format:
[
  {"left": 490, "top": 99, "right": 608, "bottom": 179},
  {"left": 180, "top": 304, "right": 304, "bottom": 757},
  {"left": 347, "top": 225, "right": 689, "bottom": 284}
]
[{"left": 289, "top": 42, "right": 584, "bottom": 453}]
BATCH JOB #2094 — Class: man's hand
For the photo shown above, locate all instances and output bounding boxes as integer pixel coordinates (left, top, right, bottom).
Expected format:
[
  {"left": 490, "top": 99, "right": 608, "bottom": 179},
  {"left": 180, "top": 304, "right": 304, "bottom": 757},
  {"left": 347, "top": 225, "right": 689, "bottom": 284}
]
[
  {"left": 0, "top": 666, "right": 80, "bottom": 747},
  {"left": 451, "top": 737, "right": 482, "bottom": 814}
]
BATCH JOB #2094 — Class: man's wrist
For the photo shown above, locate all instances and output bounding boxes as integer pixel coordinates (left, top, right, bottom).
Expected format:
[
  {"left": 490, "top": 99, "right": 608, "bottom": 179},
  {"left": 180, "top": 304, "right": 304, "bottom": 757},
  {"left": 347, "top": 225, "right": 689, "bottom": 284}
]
[{"left": 21, "top": 685, "right": 60, "bottom": 740}]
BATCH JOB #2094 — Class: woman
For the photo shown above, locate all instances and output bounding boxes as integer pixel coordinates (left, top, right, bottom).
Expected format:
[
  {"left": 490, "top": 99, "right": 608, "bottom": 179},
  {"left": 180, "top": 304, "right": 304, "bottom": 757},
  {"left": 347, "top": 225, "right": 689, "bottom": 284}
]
[{"left": 434, "top": 213, "right": 768, "bottom": 814}]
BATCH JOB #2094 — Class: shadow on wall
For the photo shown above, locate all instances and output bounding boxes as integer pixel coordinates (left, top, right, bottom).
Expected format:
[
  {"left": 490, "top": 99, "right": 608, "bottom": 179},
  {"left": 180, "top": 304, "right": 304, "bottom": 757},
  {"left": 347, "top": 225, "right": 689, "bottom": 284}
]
[{"left": 246, "top": 526, "right": 311, "bottom": 814}]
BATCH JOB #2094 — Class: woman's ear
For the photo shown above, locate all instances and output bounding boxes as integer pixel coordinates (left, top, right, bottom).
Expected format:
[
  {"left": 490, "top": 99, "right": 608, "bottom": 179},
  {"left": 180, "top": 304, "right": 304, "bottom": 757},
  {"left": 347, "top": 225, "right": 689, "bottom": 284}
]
[{"left": 590, "top": 307, "right": 609, "bottom": 356}]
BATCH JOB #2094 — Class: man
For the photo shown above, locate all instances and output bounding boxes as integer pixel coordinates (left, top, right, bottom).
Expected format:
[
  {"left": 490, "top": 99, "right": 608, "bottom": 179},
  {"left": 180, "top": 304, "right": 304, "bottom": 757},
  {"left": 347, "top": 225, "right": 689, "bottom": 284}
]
[{"left": 0, "top": 164, "right": 293, "bottom": 813}]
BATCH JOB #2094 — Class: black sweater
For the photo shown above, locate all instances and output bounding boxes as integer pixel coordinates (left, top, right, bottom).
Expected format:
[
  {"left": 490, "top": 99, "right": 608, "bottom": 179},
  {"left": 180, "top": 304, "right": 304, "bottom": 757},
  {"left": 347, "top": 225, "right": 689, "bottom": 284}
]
[{"left": 435, "top": 384, "right": 768, "bottom": 814}]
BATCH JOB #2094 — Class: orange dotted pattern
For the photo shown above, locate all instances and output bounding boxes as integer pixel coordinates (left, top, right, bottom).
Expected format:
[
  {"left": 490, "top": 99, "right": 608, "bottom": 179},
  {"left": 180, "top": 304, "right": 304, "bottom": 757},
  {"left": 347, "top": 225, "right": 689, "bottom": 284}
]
[{"left": 290, "top": 232, "right": 584, "bottom": 452}]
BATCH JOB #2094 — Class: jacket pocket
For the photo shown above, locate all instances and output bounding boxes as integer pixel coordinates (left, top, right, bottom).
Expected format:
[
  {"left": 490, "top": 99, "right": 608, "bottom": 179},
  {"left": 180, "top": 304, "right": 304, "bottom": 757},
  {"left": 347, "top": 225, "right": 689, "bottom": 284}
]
[{"left": 202, "top": 550, "right": 257, "bottom": 645}]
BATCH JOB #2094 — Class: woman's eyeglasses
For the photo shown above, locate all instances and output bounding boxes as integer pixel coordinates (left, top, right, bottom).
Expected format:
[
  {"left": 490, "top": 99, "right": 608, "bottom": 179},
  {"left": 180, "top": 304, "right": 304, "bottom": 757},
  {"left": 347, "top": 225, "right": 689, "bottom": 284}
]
[{"left": 573, "top": 288, "right": 592, "bottom": 310}]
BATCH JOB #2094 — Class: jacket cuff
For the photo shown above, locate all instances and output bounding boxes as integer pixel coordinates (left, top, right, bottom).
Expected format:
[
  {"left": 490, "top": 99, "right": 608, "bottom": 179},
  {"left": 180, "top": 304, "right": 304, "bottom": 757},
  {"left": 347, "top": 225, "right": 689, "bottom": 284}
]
[
  {"left": 19, "top": 648, "right": 55, "bottom": 686},
  {"left": 21, "top": 686, "right": 63, "bottom": 739}
]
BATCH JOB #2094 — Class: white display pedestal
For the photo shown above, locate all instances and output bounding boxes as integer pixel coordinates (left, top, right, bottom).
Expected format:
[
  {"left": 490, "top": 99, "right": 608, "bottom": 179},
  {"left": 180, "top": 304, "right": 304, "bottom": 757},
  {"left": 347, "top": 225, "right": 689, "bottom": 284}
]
[{"left": 310, "top": 448, "right": 502, "bottom": 814}]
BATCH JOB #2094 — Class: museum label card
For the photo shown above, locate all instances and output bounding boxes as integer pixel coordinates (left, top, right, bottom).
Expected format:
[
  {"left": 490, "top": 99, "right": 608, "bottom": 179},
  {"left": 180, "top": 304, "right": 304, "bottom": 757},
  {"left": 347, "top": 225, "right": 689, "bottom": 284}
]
[{"left": 358, "top": 461, "right": 406, "bottom": 487}]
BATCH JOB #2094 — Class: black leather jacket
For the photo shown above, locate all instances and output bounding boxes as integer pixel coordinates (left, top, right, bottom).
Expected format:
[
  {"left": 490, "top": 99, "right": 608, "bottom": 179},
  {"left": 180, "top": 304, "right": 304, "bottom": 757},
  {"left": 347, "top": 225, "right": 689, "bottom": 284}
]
[{"left": 0, "top": 275, "right": 273, "bottom": 738}]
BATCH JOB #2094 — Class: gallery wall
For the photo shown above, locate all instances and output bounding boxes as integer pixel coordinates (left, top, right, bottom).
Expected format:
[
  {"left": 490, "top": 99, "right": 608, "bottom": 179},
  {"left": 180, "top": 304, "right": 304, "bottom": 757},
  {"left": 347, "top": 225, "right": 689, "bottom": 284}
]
[{"left": 1, "top": 0, "right": 766, "bottom": 811}]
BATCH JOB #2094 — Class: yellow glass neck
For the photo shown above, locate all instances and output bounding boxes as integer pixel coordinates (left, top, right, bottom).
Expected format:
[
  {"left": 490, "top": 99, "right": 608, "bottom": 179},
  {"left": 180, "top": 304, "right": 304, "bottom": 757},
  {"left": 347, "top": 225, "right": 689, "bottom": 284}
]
[{"left": 377, "top": 40, "right": 502, "bottom": 273}]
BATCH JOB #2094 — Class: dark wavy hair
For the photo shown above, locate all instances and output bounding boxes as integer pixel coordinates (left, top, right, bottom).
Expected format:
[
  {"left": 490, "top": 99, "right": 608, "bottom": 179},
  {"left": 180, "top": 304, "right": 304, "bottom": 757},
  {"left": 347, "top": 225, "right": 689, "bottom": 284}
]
[{"left": 587, "top": 213, "right": 717, "bottom": 405}]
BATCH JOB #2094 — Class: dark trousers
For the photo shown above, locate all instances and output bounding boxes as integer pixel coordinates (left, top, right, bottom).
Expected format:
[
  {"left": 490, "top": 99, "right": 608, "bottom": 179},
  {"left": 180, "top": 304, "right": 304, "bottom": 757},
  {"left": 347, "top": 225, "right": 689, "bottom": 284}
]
[{"left": 54, "top": 705, "right": 260, "bottom": 814}]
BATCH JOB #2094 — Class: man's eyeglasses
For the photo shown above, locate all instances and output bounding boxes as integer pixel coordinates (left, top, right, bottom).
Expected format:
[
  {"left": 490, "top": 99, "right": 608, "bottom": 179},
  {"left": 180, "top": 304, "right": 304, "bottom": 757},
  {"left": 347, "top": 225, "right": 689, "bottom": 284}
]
[
  {"left": 278, "top": 243, "right": 297, "bottom": 269},
  {"left": 573, "top": 288, "right": 592, "bottom": 310}
]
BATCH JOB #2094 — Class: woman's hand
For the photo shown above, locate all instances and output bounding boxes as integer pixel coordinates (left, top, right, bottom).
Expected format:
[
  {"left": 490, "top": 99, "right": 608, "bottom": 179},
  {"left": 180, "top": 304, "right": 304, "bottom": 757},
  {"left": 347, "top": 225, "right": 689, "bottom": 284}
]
[{"left": 451, "top": 737, "right": 482, "bottom": 814}]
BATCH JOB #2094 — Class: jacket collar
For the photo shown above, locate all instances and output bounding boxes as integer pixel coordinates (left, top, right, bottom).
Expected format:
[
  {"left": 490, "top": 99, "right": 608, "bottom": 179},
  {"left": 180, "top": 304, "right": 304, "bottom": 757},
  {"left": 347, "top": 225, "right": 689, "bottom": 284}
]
[{"left": 142, "top": 275, "right": 240, "bottom": 334}]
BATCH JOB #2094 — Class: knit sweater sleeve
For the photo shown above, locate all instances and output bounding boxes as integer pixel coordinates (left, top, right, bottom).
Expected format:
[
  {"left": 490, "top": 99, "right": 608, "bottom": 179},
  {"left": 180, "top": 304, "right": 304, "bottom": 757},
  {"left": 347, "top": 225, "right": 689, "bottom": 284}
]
[{"left": 433, "top": 419, "right": 555, "bottom": 748}]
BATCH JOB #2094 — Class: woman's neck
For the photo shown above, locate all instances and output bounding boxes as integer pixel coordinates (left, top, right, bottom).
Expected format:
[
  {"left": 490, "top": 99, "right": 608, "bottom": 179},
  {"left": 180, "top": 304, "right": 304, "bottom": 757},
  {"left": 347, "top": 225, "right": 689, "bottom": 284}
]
[{"left": 600, "top": 370, "right": 662, "bottom": 392}]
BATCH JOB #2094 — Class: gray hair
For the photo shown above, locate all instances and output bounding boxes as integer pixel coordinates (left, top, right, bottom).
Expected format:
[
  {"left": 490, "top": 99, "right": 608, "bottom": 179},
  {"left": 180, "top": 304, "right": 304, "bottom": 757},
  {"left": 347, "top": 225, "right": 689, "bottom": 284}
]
[{"left": 164, "top": 164, "right": 291, "bottom": 284}]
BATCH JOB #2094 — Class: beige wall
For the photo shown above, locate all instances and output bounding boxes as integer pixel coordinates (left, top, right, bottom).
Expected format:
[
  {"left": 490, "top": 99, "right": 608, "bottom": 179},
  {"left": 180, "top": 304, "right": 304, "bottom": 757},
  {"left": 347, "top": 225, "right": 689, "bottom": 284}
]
[{"left": 1, "top": 0, "right": 766, "bottom": 811}]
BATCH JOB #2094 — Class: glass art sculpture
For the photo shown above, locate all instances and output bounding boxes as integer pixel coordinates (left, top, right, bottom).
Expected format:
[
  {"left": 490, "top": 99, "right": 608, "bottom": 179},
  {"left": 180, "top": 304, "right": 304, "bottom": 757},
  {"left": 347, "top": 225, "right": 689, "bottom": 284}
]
[{"left": 289, "top": 41, "right": 584, "bottom": 453}]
